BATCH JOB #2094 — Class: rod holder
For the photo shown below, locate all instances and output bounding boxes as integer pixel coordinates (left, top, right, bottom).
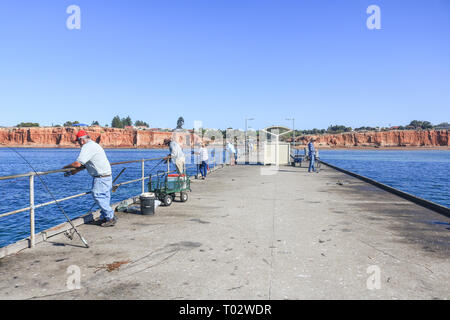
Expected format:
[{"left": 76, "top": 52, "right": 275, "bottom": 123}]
[{"left": 29, "top": 173, "right": 35, "bottom": 248}]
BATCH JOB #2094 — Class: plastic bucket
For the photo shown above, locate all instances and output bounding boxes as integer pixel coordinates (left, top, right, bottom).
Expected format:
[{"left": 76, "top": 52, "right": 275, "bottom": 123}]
[{"left": 140, "top": 192, "right": 156, "bottom": 215}]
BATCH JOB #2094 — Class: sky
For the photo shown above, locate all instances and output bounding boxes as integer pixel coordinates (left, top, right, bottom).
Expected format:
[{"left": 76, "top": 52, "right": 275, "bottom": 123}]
[{"left": 0, "top": 0, "right": 449, "bottom": 131}]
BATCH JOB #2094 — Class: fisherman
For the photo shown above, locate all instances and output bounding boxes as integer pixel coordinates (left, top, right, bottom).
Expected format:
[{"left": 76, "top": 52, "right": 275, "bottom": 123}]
[
  {"left": 248, "top": 140, "right": 254, "bottom": 154},
  {"left": 63, "top": 130, "right": 117, "bottom": 227},
  {"left": 164, "top": 137, "right": 185, "bottom": 174},
  {"left": 308, "top": 138, "right": 316, "bottom": 173},
  {"left": 193, "top": 142, "right": 209, "bottom": 179},
  {"left": 233, "top": 138, "right": 239, "bottom": 164},
  {"left": 226, "top": 141, "right": 236, "bottom": 166}
]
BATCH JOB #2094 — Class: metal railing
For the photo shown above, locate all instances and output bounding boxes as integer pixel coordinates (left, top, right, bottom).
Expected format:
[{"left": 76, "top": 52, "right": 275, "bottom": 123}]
[
  {"left": 0, "top": 156, "right": 171, "bottom": 248},
  {"left": 320, "top": 160, "right": 450, "bottom": 217},
  {"left": 0, "top": 149, "right": 230, "bottom": 250}
]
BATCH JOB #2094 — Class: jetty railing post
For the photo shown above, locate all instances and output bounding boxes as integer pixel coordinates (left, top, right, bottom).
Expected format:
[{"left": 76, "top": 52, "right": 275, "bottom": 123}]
[
  {"left": 29, "top": 173, "right": 35, "bottom": 248},
  {"left": 196, "top": 153, "right": 199, "bottom": 179},
  {"left": 141, "top": 159, "right": 145, "bottom": 194}
]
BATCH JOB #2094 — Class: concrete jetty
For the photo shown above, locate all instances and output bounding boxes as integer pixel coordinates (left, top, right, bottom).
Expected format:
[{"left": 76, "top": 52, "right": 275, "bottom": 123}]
[{"left": 0, "top": 164, "right": 449, "bottom": 300}]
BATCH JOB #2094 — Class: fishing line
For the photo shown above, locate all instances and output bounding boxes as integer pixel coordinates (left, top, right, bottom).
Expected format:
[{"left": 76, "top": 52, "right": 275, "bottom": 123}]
[
  {"left": 87, "top": 158, "right": 165, "bottom": 213},
  {"left": 148, "top": 158, "right": 166, "bottom": 175},
  {"left": 1, "top": 144, "right": 89, "bottom": 248},
  {"left": 87, "top": 167, "right": 127, "bottom": 214}
]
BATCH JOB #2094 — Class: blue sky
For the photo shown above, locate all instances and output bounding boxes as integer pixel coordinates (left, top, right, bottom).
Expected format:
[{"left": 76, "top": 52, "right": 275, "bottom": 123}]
[{"left": 0, "top": 0, "right": 449, "bottom": 130}]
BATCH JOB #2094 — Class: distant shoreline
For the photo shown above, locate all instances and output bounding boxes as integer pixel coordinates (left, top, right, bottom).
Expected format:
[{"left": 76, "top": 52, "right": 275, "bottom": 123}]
[
  {"left": 1, "top": 145, "right": 449, "bottom": 151},
  {"left": 293, "top": 146, "right": 450, "bottom": 151},
  {"left": 0, "top": 145, "right": 168, "bottom": 150},
  {"left": 1, "top": 127, "right": 448, "bottom": 149}
]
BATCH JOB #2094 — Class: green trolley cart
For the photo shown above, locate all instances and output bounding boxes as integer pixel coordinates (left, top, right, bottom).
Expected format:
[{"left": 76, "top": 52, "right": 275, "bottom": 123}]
[{"left": 148, "top": 171, "right": 191, "bottom": 206}]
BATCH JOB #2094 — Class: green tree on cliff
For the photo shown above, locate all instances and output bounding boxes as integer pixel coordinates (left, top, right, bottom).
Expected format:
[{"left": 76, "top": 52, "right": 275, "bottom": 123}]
[
  {"left": 408, "top": 120, "right": 433, "bottom": 129},
  {"left": 64, "top": 121, "right": 79, "bottom": 127},
  {"left": 16, "top": 122, "right": 40, "bottom": 127},
  {"left": 327, "top": 125, "right": 352, "bottom": 134},
  {"left": 111, "top": 116, "right": 124, "bottom": 128},
  {"left": 135, "top": 120, "right": 149, "bottom": 127},
  {"left": 123, "top": 116, "right": 132, "bottom": 127},
  {"left": 111, "top": 115, "right": 134, "bottom": 128},
  {"left": 434, "top": 122, "right": 449, "bottom": 129}
]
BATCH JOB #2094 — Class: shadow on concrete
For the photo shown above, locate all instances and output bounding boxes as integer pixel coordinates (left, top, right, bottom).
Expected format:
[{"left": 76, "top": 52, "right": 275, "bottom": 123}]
[
  {"left": 45, "top": 240, "right": 87, "bottom": 249},
  {"left": 327, "top": 180, "right": 450, "bottom": 259}
]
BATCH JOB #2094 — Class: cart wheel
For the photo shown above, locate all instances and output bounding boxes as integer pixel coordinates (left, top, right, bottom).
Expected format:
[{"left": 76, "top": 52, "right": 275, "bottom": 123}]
[
  {"left": 163, "top": 194, "right": 173, "bottom": 206},
  {"left": 180, "top": 192, "right": 188, "bottom": 202}
]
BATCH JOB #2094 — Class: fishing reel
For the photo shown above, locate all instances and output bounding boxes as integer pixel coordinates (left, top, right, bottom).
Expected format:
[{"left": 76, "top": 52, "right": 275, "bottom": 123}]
[{"left": 64, "top": 229, "right": 75, "bottom": 240}]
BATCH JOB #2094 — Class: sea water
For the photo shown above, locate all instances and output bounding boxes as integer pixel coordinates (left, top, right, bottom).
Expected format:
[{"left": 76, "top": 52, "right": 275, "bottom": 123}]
[
  {"left": 0, "top": 148, "right": 225, "bottom": 248},
  {"left": 319, "top": 150, "right": 450, "bottom": 208}
]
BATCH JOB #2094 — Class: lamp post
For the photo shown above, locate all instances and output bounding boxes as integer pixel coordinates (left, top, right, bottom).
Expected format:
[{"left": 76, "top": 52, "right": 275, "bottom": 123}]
[{"left": 245, "top": 118, "right": 254, "bottom": 164}]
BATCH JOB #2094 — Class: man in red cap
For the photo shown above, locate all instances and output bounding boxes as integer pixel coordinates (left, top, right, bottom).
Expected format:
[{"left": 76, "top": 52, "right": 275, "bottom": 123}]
[{"left": 63, "top": 130, "right": 117, "bottom": 227}]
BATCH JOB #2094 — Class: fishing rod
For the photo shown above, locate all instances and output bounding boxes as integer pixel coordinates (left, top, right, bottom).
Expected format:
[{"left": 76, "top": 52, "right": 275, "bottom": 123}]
[
  {"left": 147, "top": 157, "right": 166, "bottom": 175},
  {"left": 191, "top": 129, "right": 199, "bottom": 179},
  {"left": 111, "top": 167, "right": 127, "bottom": 193},
  {"left": 84, "top": 167, "right": 127, "bottom": 217},
  {"left": 1, "top": 144, "right": 89, "bottom": 248},
  {"left": 86, "top": 158, "right": 165, "bottom": 214}
]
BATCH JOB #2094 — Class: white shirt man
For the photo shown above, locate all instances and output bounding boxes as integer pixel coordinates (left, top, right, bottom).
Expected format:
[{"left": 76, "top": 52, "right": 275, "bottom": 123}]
[
  {"left": 165, "top": 139, "right": 186, "bottom": 174},
  {"left": 226, "top": 142, "right": 236, "bottom": 165},
  {"left": 63, "top": 130, "right": 116, "bottom": 227},
  {"left": 198, "top": 143, "right": 209, "bottom": 179},
  {"left": 199, "top": 146, "right": 209, "bottom": 162},
  {"left": 76, "top": 140, "right": 112, "bottom": 177}
]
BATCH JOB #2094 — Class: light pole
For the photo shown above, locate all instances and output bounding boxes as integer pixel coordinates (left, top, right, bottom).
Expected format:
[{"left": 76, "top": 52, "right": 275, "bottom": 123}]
[
  {"left": 245, "top": 118, "right": 254, "bottom": 164},
  {"left": 286, "top": 118, "right": 295, "bottom": 149}
]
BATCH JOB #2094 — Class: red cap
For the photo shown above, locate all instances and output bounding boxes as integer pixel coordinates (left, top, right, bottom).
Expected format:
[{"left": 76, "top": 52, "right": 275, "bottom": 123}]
[{"left": 76, "top": 130, "right": 88, "bottom": 139}]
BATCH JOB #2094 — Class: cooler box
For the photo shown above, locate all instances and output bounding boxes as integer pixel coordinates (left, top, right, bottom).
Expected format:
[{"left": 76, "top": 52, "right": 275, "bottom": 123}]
[{"left": 167, "top": 174, "right": 187, "bottom": 189}]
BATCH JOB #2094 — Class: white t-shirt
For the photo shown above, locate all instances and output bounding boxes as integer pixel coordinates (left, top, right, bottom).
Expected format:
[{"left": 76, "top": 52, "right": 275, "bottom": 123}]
[
  {"left": 199, "top": 147, "right": 209, "bottom": 161},
  {"left": 169, "top": 141, "right": 185, "bottom": 160},
  {"left": 77, "top": 140, "right": 112, "bottom": 177},
  {"left": 227, "top": 142, "right": 236, "bottom": 154}
]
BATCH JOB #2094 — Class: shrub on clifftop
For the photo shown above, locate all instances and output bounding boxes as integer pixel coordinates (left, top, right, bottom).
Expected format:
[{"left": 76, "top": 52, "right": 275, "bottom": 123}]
[{"left": 16, "top": 122, "right": 40, "bottom": 127}]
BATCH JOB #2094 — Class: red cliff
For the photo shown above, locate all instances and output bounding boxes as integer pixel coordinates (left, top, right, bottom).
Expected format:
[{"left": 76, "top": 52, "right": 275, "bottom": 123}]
[
  {"left": 0, "top": 127, "right": 202, "bottom": 148},
  {"left": 295, "top": 130, "right": 449, "bottom": 148},
  {"left": 1, "top": 128, "right": 448, "bottom": 149}
]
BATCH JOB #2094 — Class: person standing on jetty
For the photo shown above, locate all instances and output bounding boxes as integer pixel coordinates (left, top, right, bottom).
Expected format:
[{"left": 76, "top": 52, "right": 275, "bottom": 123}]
[
  {"left": 63, "top": 130, "right": 117, "bottom": 227},
  {"left": 308, "top": 138, "right": 316, "bottom": 173},
  {"left": 164, "top": 138, "right": 186, "bottom": 174},
  {"left": 193, "top": 142, "right": 209, "bottom": 179},
  {"left": 226, "top": 141, "right": 236, "bottom": 166},
  {"left": 233, "top": 137, "right": 239, "bottom": 164}
]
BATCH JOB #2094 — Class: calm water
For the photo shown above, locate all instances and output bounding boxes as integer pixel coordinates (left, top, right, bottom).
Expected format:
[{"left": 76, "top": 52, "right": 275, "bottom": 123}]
[
  {"left": 319, "top": 150, "right": 450, "bottom": 208},
  {"left": 0, "top": 148, "right": 227, "bottom": 248},
  {"left": 0, "top": 148, "right": 449, "bottom": 248}
]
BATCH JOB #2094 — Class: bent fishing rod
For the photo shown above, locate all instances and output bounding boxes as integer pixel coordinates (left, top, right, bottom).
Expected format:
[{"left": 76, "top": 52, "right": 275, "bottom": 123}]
[
  {"left": 1, "top": 144, "right": 89, "bottom": 248},
  {"left": 85, "top": 157, "right": 166, "bottom": 213},
  {"left": 84, "top": 167, "right": 127, "bottom": 215}
]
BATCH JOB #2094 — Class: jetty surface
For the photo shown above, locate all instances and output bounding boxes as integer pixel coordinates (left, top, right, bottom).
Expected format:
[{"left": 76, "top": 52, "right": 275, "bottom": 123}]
[{"left": 0, "top": 164, "right": 449, "bottom": 300}]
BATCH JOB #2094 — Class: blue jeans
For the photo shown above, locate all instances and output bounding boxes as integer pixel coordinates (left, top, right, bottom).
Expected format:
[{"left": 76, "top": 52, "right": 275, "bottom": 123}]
[
  {"left": 309, "top": 154, "right": 316, "bottom": 172},
  {"left": 200, "top": 161, "right": 207, "bottom": 177},
  {"left": 91, "top": 176, "right": 114, "bottom": 220}
]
